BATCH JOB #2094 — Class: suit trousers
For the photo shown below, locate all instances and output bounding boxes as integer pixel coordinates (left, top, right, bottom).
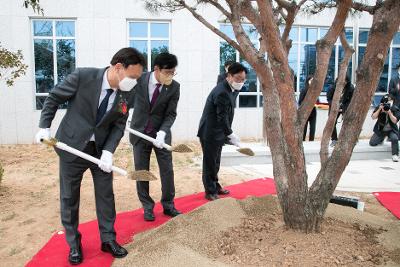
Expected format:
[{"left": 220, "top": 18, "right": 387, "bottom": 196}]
[
  {"left": 59, "top": 142, "right": 116, "bottom": 249},
  {"left": 303, "top": 107, "right": 317, "bottom": 141},
  {"left": 133, "top": 139, "right": 175, "bottom": 211},
  {"left": 200, "top": 139, "right": 223, "bottom": 195},
  {"left": 369, "top": 131, "right": 399, "bottom": 155}
]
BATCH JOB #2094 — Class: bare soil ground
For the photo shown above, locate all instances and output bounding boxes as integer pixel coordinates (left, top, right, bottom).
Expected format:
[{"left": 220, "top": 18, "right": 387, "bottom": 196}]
[{"left": 0, "top": 142, "right": 399, "bottom": 266}]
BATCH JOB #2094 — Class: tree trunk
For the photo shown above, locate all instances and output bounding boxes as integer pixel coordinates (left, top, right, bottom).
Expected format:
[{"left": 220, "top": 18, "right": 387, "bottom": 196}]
[
  {"left": 158, "top": 0, "right": 400, "bottom": 233},
  {"left": 306, "top": 0, "right": 400, "bottom": 231}
]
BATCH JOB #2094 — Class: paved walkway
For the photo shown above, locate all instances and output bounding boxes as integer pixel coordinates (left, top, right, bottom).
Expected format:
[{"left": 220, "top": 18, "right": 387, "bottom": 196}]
[{"left": 223, "top": 139, "right": 400, "bottom": 192}]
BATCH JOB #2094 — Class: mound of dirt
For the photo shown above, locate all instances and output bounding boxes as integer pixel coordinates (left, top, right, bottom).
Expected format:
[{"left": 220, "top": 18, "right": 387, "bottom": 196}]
[{"left": 114, "top": 195, "right": 400, "bottom": 267}]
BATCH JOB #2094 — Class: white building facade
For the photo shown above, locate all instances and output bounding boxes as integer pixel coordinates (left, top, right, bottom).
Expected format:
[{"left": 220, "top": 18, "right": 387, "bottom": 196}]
[{"left": 0, "top": 0, "right": 398, "bottom": 144}]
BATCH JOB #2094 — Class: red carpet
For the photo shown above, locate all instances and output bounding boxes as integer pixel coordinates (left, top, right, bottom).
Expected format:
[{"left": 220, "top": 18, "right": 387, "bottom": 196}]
[
  {"left": 373, "top": 192, "right": 400, "bottom": 219},
  {"left": 26, "top": 178, "right": 276, "bottom": 267}
]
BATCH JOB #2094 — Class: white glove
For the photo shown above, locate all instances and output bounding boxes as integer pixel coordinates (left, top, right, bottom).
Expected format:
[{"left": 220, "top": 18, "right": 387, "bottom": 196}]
[
  {"left": 228, "top": 132, "right": 241, "bottom": 147},
  {"left": 98, "top": 150, "right": 113, "bottom": 173},
  {"left": 35, "top": 128, "right": 51, "bottom": 144},
  {"left": 153, "top": 130, "right": 166, "bottom": 149}
]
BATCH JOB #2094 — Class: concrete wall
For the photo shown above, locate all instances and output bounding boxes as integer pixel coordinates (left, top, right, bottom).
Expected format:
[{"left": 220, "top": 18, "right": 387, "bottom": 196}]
[{"left": 0, "top": 0, "right": 381, "bottom": 144}]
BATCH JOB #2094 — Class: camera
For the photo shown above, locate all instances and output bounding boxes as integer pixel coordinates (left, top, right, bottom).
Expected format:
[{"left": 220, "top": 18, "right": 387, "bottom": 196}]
[
  {"left": 380, "top": 94, "right": 391, "bottom": 111},
  {"left": 383, "top": 103, "right": 391, "bottom": 111}
]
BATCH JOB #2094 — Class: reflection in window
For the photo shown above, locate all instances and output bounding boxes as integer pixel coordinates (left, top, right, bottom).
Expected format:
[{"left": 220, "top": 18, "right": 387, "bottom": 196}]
[
  {"left": 358, "top": 46, "right": 389, "bottom": 93},
  {"left": 129, "top": 21, "right": 170, "bottom": 71},
  {"left": 301, "top": 28, "right": 317, "bottom": 42},
  {"left": 299, "top": 44, "right": 316, "bottom": 91},
  {"left": 219, "top": 42, "right": 236, "bottom": 73},
  {"left": 239, "top": 95, "right": 257, "bottom": 108},
  {"left": 32, "top": 20, "right": 75, "bottom": 110},
  {"left": 240, "top": 55, "right": 257, "bottom": 92},
  {"left": 359, "top": 29, "right": 369, "bottom": 44},
  {"left": 324, "top": 47, "right": 336, "bottom": 93}
]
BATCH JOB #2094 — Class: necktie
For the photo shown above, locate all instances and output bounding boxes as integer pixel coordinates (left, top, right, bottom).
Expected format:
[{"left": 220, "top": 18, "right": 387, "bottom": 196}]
[
  {"left": 144, "top": 83, "right": 162, "bottom": 134},
  {"left": 96, "top": 89, "right": 114, "bottom": 124},
  {"left": 150, "top": 83, "right": 162, "bottom": 107}
]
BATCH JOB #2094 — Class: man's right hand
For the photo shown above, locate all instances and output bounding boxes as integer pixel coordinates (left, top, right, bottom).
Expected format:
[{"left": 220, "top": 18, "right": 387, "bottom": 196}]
[
  {"left": 35, "top": 128, "right": 51, "bottom": 144},
  {"left": 228, "top": 132, "right": 241, "bottom": 147}
]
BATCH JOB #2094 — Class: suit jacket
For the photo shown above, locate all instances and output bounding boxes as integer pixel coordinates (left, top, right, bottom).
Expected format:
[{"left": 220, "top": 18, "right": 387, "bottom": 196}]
[
  {"left": 197, "top": 80, "right": 237, "bottom": 144},
  {"left": 128, "top": 72, "right": 180, "bottom": 146},
  {"left": 217, "top": 72, "right": 227, "bottom": 84},
  {"left": 39, "top": 67, "right": 132, "bottom": 162},
  {"left": 373, "top": 104, "right": 400, "bottom": 136}
]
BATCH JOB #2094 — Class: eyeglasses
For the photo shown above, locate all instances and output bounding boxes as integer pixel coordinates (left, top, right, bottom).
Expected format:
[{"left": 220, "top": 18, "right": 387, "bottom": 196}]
[{"left": 160, "top": 70, "right": 177, "bottom": 77}]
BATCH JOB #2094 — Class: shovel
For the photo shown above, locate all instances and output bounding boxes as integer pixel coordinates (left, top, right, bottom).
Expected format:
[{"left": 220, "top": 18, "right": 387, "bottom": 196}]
[
  {"left": 40, "top": 138, "right": 157, "bottom": 181},
  {"left": 234, "top": 143, "right": 255, "bottom": 156},
  {"left": 125, "top": 127, "right": 193, "bottom": 153}
]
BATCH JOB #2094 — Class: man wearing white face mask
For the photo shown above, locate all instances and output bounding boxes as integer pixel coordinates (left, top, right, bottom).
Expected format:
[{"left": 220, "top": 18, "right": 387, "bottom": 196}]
[
  {"left": 35, "top": 47, "right": 145, "bottom": 264},
  {"left": 198, "top": 62, "right": 248, "bottom": 201},
  {"left": 128, "top": 53, "right": 181, "bottom": 221}
]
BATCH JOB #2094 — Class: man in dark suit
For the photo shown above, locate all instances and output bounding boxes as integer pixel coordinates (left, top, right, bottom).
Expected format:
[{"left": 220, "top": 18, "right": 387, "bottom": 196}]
[
  {"left": 35, "top": 47, "right": 145, "bottom": 265},
  {"left": 198, "top": 62, "right": 248, "bottom": 201},
  {"left": 129, "top": 53, "right": 181, "bottom": 221},
  {"left": 217, "top": 61, "right": 234, "bottom": 84}
]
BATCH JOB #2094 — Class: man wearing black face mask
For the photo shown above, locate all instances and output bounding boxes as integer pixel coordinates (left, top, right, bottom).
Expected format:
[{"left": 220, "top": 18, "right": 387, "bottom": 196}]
[
  {"left": 35, "top": 47, "right": 145, "bottom": 264},
  {"left": 369, "top": 94, "right": 400, "bottom": 162},
  {"left": 198, "top": 62, "right": 248, "bottom": 201}
]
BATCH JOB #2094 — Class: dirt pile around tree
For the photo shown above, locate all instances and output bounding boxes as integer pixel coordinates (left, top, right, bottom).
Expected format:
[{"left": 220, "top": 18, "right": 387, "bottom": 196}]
[{"left": 114, "top": 195, "right": 400, "bottom": 267}]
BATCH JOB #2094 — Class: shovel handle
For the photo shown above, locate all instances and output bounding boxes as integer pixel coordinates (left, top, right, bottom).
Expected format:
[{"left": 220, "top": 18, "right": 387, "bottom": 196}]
[
  {"left": 54, "top": 142, "right": 127, "bottom": 176},
  {"left": 125, "top": 127, "right": 172, "bottom": 151}
]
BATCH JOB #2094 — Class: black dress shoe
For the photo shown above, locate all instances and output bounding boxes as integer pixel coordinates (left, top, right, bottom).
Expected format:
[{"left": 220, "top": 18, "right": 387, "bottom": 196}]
[
  {"left": 101, "top": 240, "right": 128, "bottom": 258},
  {"left": 68, "top": 243, "right": 83, "bottom": 265},
  {"left": 205, "top": 193, "right": 219, "bottom": 201},
  {"left": 163, "top": 207, "right": 181, "bottom": 217},
  {"left": 144, "top": 209, "right": 155, "bottom": 221},
  {"left": 217, "top": 188, "right": 230, "bottom": 195}
]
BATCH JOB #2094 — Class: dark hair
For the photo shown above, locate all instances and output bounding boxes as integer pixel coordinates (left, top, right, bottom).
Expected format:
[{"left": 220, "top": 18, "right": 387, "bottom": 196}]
[
  {"left": 224, "top": 61, "right": 234, "bottom": 68},
  {"left": 227, "top": 62, "right": 248, "bottom": 75},
  {"left": 153, "top": 53, "right": 178, "bottom": 70},
  {"left": 110, "top": 47, "right": 146, "bottom": 68}
]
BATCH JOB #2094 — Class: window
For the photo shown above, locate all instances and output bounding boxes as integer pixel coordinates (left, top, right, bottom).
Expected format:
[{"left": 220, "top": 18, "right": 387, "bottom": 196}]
[
  {"left": 357, "top": 29, "right": 400, "bottom": 106},
  {"left": 219, "top": 24, "right": 355, "bottom": 108},
  {"left": 220, "top": 24, "right": 260, "bottom": 108},
  {"left": 128, "top": 21, "right": 170, "bottom": 71},
  {"left": 289, "top": 26, "right": 354, "bottom": 96},
  {"left": 32, "top": 19, "right": 76, "bottom": 110}
]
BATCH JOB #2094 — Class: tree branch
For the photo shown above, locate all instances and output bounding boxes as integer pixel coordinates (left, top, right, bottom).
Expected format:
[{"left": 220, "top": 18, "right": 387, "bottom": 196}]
[
  {"left": 352, "top": 1, "right": 381, "bottom": 15},
  {"left": 320, "top": 31, "right": 354, "bottom": 165},
  {"left": 174, "top": 0, "right": 243, "bottom": 53}
]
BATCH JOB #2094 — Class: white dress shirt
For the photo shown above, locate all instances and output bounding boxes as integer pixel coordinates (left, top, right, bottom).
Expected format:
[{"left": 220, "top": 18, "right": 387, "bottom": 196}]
[
  {"left": 148, "top": 72, "right": 161, "bottom": 101},
  {"left": 90, "top": 69, "right": 117, "bottom": 141}
]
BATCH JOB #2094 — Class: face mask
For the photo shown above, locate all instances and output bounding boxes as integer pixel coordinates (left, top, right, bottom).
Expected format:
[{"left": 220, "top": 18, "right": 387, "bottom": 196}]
[
  {"left": 119, "top": 77, "right": 137, "bottom": 91},
  {"left": 231, "top": 82, "right": 244, "bottom": 91},
  {"left": 159, "top": 72, "right": 173, "bottom": 86},
  {"left": 117, "top": 69, "right": 137, "bottom": 91}
]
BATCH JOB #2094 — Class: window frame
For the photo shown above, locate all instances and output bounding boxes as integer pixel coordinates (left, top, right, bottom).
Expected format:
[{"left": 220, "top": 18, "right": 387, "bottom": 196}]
[
  {"left": 127, "top": 20, "right": 171, "bottom": 71},
  {"left": 31, "top": 18, "right": 76, "bottom": 110}
]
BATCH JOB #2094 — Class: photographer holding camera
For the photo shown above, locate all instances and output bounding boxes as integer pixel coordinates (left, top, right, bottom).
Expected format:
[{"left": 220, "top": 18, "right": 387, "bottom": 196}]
[{"left": 369, "top": 94, "right": 400, "bottom": 162}]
